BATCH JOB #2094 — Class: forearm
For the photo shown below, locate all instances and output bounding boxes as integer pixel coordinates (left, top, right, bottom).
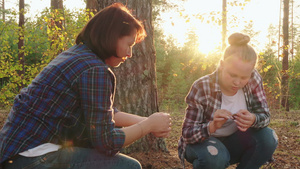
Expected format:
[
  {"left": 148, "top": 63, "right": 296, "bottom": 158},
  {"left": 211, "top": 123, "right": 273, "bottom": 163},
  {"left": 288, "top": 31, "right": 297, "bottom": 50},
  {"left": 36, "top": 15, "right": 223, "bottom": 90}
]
[
  {"left": 182, "top": 122, "right": 210, "bottom": 144},
  {"left": 120, "top": 112, "right": 171, "bottom": 147},
  {"left": 251, "top": 97, "right": 270, "bottom": 128},
  {"left": 121, "top": 119, "right": 151, "bottom": 147},
  {"left": 182, "top": 107, "right": 210, "bottom": 143},
  {"left": 252, "top": 112, "right": 270, "bottom": 128},
  {"left": 114, "top": 111, "right": 147, "bottom": 127},
  {"left": 251, "top": 71, "right": 271, "bottom": 128},
  {"left": 208, "top": 121, "right": 217, "bottom": 134}
]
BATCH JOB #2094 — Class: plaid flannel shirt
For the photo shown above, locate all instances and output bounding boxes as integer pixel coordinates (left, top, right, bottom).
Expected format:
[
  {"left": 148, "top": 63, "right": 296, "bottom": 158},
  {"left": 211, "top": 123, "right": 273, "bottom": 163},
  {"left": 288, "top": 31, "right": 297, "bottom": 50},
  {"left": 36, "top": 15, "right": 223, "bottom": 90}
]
[
  {"left": 0, "top": 44, "right": 125, "bottom": 163},
  {"left": 178, "top": 69, "right": 270, "bottom": 166}
]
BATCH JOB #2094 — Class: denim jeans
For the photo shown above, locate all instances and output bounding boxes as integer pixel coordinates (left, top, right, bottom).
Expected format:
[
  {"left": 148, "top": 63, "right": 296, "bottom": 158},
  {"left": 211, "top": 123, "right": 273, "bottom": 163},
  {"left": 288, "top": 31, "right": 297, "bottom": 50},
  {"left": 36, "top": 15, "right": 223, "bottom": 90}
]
[
  {"left": 184, "top": 127, "right": 278, "bottom": 169},
  {"left": 3, "top": 147, "right": 141, "bottom": 169}
]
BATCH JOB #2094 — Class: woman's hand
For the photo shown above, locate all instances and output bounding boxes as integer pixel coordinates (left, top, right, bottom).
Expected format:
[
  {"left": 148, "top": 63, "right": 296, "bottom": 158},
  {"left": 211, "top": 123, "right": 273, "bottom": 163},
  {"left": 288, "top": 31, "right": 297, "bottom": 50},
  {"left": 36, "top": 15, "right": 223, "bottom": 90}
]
[
  {"left": 209, "top": 109, "right": 233, "bottom": 133},
  {"left": 121, "top": 112, "right": 171, "bottom": 146},
  {"left": 233, "top": 109, "right": 256, "bottom": 132},
  {"left": 147, "top": 112, "right": 172, "bottom": 136}
]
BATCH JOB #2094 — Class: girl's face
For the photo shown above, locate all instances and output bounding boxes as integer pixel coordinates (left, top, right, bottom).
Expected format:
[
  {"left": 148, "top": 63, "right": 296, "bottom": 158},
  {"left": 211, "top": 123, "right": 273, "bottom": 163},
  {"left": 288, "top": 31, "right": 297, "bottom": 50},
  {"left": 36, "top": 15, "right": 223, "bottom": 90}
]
[
  {"left": 105, "top": 29, "right": 137, "bottom": 67},
  {"left": 219, "top": 56, "right": 255, "bottom": 96}
]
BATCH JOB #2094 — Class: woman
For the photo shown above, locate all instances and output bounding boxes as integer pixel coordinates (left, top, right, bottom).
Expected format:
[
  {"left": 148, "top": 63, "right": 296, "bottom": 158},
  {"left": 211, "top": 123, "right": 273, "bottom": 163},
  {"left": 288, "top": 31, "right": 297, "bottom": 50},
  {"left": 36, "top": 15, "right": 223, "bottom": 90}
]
[
  {"left": 0, "top": 3, "right": 171, "bottom": 169},
  {"left": 178, "top": 32, "right": 278, "bottom": 169}
]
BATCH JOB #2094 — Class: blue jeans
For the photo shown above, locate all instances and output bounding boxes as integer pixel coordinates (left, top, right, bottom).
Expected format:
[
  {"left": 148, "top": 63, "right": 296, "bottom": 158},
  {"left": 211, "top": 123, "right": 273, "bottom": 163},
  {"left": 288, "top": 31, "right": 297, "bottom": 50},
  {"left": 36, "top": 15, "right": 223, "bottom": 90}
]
[
  {"left": 3, "top": 147, "right": 141, "bottom": 169},
  {"left": 185, "top": 127, "right": 278, "bottom": 169}
]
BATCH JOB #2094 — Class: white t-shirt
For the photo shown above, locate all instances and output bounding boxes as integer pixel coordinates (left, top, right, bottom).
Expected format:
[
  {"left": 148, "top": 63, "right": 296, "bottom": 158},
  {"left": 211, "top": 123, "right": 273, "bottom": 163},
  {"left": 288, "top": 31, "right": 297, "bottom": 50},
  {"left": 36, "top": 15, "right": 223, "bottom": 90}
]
[{"left": 211, "top": 89, "right": 247, "bottom": 137}]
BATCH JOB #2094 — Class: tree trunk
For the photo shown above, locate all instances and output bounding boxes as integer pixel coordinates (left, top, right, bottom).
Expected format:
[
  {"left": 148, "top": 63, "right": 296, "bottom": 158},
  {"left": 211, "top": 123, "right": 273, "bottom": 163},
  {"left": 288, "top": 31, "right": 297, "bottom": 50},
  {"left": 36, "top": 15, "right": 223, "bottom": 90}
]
[
  {"left": 281, "top": 0, "right": 289, "bottom": 111},
  {"left": 50, "top": 0, "right": 64, "bottom": 55},
  {"left": 50, "top": 0, "right": 64, "bottom": 20},
  {"left": 50, "top": 0, "right": 64, "bottom": 30},
  {"left": 51, "top": 0, "right": 63, "bottom": 10},
  {"left": 95, "top": 0, "right": 167, "bottom": 153},
  {"left": 222, "top": 0, "right": 227, "bottom": 51},
  {"left": 1, "top": 0, "right": 4, "bottom": 21},
  {"left": 86, "top": 0, "right": 98, "bottom": 18},
  {"left": 18, "top": 0, "right": 25, "bottom": 86}
]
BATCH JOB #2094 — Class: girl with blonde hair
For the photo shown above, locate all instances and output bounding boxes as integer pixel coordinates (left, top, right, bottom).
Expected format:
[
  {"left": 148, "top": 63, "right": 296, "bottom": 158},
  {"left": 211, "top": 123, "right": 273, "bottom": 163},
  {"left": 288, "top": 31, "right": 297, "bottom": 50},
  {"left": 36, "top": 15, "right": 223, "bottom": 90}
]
[{"left": 178, "top": 32, "right": 278, "bottom": 169}]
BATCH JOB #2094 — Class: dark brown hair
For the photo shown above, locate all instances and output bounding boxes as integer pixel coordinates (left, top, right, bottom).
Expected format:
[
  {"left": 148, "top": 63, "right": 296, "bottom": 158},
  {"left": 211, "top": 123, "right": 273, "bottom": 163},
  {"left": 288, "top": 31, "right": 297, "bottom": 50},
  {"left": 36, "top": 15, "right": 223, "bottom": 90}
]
[{"left": 76, "top": 3, "right": 146, "bottom": 60}]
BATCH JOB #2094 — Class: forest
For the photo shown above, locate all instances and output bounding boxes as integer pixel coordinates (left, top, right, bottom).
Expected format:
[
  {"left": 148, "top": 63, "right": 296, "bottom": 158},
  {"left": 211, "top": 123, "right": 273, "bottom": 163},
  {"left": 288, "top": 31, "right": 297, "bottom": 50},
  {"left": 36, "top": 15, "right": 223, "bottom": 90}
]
[{"left": 0, "top": 0, "right": 299, "bottom": 168}]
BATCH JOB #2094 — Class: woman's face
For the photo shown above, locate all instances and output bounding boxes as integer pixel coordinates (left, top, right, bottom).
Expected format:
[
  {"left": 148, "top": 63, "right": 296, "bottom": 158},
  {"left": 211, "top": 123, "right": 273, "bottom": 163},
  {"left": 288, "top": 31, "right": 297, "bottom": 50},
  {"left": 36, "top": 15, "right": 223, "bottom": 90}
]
[
  {"left": 105, "top": 29, "right": 137, "bottom": 67},
  {"left": 219, "top": 56, "right": 255, "bottom": 96}
]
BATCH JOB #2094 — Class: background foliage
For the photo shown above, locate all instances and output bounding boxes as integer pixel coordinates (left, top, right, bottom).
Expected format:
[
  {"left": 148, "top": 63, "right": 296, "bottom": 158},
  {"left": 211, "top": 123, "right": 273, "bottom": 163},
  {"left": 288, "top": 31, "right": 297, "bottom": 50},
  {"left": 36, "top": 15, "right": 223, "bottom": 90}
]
[
  {"left": 0, "top": 7, "right": 89, "bottom": 107},
  {"left": 0, "top": 3, "right": 300, "bottom": 111},
  {"left": 154, "top": 25, "right": 300, "bottom": 111}
]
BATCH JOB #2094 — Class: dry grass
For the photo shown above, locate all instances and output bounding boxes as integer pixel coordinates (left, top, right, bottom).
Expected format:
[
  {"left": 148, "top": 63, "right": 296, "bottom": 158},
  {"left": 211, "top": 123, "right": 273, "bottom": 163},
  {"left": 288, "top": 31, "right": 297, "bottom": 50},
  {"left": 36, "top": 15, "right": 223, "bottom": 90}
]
[
  {"left": 1, "top": 109, "right": 299, "bottom": 168},
  {"left": 130, "top": 110, "right": 300, "bottom": 169}
]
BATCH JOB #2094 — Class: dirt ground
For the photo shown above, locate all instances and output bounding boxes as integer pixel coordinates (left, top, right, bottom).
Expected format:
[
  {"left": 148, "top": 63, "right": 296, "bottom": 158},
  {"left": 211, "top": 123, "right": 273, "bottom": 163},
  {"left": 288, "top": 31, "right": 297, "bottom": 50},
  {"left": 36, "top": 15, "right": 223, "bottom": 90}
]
[
  {"left": 127, "top": 110, "right": 300, "bottom": 169},
  {"left": 0, "top": 109, "right": 299, "bottom": 168}
]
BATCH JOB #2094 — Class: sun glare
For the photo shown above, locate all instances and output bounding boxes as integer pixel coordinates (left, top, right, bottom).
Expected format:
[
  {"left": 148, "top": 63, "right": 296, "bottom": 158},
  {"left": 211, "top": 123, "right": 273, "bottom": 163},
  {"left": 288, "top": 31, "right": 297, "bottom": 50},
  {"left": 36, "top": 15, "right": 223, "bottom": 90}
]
[
  {"left": 159, "top": 0, "right": 223, "bottom": 54},
  {"left": 159, "top": 0, "right": 281, "bottom": 55},
  {"left": 160, "top": 12, "right": 222, "bottom": 54},
  {"left": 196, "top": 25, "right": 222, "bottom": 54}
]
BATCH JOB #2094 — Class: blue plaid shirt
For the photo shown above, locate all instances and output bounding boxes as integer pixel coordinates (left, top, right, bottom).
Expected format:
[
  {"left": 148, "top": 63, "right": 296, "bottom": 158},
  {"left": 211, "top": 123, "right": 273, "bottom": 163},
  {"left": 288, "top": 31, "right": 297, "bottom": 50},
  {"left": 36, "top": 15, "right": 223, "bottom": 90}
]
[
  {"left": 0, "top": 44, "right": 125, "bottom": 163},
  {"left": 178, "top": 69, "right": 270, "bottom": 166}
]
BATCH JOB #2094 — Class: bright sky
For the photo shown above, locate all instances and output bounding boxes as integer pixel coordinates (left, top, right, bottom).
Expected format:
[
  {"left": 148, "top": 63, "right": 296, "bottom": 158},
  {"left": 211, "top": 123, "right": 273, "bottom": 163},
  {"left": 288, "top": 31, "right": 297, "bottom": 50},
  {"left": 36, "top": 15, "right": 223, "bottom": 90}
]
[
  {"left": 6, "top": 0, "right": 85, "bottom": 16},
  {"left": 6, "top": 0, "right": 299, "bottom": 54},
  {"left": 159, "top": 0, "right": 283, "bottom": 53}
]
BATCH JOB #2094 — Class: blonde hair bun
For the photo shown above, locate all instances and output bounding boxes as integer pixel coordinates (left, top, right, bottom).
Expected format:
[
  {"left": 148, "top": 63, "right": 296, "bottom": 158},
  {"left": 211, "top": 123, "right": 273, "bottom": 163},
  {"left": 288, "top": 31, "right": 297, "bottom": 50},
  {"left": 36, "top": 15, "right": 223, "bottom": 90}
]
[{"left": 228, "top": 32, "right": 250, "bottom": 46}]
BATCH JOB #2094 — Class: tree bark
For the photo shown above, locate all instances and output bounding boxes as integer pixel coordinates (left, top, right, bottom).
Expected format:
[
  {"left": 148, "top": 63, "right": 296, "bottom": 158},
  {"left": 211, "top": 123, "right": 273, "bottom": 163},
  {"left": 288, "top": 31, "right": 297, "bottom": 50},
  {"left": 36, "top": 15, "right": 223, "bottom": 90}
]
[
  {"left": 18, "top": 0, "right": 25, "bottom": 83},
  {"left": 51, "top": 0, "right": 63, "bottom": 10},
  {"left": 50, "top": 0, "right": 64, "bottom": 30},
  {"left": 222, "top": 0, "right": 227, "bottom": 51},
  {"left": 281, "top": 0, "right": 289, "bottom": 111},
  {"left": 95, "top": 0, "right": 167, "bottom": 153},
  {"left": 50, "top": 0, "right": 64, "bottom": 55},
  {"left": 1, "top": 0, "right": 4, "bottom": 21},
  {"left": 86, "top": 0, "right": 98, "bottom": 18}
]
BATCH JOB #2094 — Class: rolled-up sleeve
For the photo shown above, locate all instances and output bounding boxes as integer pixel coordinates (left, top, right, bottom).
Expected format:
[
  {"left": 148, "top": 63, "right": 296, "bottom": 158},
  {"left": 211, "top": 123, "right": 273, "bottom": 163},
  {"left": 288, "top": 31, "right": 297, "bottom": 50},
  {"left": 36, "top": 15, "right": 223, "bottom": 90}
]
[
  {"left": 78, "top": 66, "right": 125, "bottom": 155},
  {"left": 249, "top": 70, "right": 270, "bottom": 128},
  {"left": 182, "top": 81, "right": 210, "bottom": 144}
]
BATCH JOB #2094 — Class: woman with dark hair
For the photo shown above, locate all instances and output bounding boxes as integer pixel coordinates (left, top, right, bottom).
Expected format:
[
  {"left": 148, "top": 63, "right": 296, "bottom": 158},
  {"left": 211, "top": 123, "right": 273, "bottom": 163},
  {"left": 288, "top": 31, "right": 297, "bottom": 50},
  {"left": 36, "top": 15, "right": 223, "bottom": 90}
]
[
  {"left": 0, "top": 3, "right": 171, "bottom": 169},
  {"left": 178, "top": 32, "right": 278, "bottom": 169}
]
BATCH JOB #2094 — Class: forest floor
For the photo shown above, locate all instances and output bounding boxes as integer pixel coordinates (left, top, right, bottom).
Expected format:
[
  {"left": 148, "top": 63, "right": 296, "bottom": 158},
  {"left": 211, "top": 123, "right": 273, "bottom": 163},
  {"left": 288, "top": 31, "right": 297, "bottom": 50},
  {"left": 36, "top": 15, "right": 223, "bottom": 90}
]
[
  {"left": 0, "top": 109, "right": 299, "bottom": 168},
  {"left": 127, "top": 110, "right": 300, "bottom": 169}
]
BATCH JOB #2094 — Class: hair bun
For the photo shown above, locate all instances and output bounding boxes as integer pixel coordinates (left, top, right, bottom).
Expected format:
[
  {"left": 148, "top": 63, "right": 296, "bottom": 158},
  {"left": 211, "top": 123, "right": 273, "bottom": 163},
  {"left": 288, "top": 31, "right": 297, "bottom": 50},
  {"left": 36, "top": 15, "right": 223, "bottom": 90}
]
[{"left": 228, "top": 32, "right": 250, "bottom": 46}]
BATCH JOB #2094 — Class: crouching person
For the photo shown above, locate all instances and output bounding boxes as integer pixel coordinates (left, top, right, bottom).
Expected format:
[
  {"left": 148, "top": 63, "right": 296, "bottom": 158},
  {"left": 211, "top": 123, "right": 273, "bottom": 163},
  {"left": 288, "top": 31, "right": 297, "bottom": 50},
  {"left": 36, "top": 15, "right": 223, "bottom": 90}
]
[
  {"left": 178, "top": 32, "right": 278, "bottom": 169},
  {"left": 0, "top": 3, "right": 171, "bottom": 169}
]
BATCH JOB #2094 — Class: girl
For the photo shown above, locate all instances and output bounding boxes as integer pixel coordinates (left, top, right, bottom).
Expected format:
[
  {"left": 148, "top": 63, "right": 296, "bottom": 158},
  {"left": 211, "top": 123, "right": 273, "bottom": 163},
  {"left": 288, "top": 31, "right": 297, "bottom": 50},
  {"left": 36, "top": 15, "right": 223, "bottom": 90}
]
[{"left": 178, "top": 32, "right": 278, "bottom": 169}]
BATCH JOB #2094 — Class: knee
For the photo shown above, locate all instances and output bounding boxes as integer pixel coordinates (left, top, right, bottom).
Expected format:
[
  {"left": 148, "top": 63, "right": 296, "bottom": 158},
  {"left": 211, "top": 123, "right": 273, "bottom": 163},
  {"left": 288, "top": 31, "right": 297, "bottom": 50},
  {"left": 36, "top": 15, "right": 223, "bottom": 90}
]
[
  {"left": 118, "top": 154, "right": 142, "bottom": 169},
  {"left": 186, "top": 144, "right": 230, "bottom": 169},
  {"left": 262, "top": 128, "right": 278, "bottom": 148},
  {"left": 254, "top": 128, "right": 278, "bottom": 152},
  {"left": 192, "top": 150, "right": 229, "bottom": 169},
  {"left": 270, "top": 129, "right": 278, "bottom": 147},
  {"left": 128, "top": 158, "right": 142, "bottom": 169},
  {"left": 268, "top": 129, "right": 278, "bottom": 153}
]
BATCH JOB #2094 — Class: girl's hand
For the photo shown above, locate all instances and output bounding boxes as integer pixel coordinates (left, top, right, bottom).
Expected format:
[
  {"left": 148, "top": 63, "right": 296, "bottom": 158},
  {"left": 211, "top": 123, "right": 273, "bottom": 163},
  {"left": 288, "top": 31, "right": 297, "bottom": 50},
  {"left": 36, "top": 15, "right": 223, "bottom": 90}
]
[
  {"left": 209, "top": 109, "right": 233, "bottom": 133},
  {"left": 234, "top": 109, "right": 256, "bottom": 132}
]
